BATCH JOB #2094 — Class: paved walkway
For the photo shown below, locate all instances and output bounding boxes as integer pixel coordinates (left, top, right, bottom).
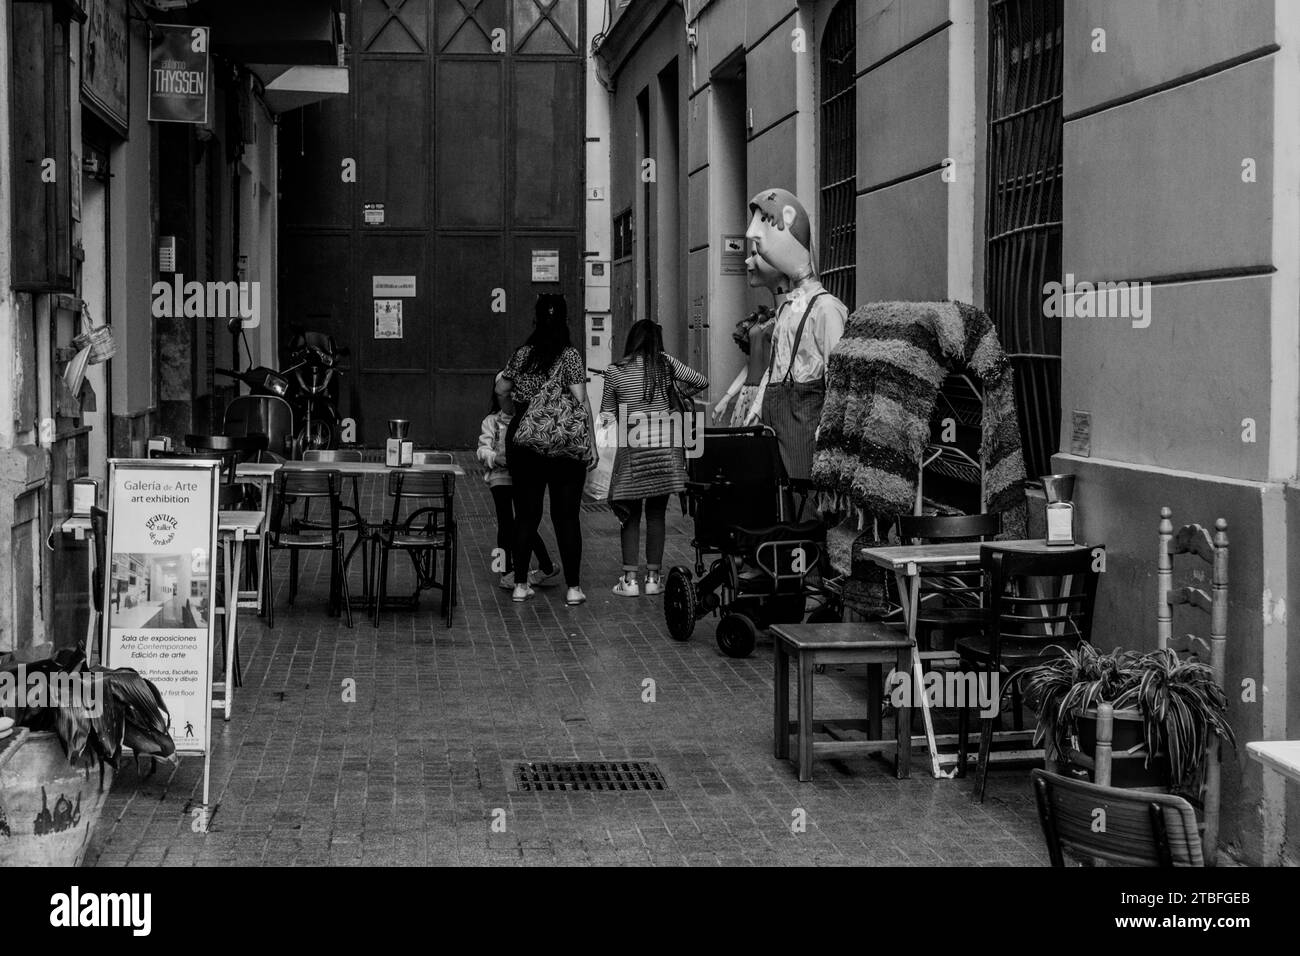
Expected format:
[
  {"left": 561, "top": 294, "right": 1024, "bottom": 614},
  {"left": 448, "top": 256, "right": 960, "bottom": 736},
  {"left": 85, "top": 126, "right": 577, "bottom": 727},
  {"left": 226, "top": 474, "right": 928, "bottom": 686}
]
[{"left": 85, "top": 453, "right": 1048, "bottom": 866}]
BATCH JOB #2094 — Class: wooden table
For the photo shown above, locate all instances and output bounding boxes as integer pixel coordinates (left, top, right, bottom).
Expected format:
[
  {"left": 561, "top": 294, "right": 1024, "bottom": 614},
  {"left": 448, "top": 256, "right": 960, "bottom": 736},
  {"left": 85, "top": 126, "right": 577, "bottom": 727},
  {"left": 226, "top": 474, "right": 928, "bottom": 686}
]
[
  {"left": 1247, "top": 741, "right": 1300, "bottom": 785},
  {"left": 860, "top": 538, "right": 1092, "bottom": 778},
  {"left": 772, "top": 623, "right": 914, "bottom": 781}
]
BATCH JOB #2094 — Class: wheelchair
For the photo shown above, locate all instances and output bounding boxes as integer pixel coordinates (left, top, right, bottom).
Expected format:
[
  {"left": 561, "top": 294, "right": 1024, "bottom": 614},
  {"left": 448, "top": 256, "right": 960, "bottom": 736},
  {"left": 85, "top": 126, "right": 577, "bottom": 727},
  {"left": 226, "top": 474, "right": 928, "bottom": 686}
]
[{"left": 664, "top": 426, "right": 838, "bottom": 658}]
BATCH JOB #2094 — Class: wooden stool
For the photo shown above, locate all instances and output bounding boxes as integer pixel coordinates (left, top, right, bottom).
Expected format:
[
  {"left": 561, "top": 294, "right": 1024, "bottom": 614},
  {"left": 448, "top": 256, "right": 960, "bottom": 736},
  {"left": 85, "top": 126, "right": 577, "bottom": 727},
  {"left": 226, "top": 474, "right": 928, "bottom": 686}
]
[{"left": 772, "top": 623, "right": 915, "bottom": 782}]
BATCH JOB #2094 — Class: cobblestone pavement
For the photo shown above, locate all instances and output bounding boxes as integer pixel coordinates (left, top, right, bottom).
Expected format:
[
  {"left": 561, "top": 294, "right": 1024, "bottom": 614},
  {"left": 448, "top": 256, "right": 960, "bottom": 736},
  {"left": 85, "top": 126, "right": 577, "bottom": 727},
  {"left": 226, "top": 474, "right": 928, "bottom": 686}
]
[{"left": 85, "top": 453, "right": 1048, "bottom": 866}]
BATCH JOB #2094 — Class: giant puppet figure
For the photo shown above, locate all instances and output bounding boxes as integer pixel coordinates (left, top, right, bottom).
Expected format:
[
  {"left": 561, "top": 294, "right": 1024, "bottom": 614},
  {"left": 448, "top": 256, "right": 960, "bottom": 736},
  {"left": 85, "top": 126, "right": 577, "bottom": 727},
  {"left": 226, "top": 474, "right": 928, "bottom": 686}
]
[{"left": 743, "top": 188, "right": 847, "bottom": 482}]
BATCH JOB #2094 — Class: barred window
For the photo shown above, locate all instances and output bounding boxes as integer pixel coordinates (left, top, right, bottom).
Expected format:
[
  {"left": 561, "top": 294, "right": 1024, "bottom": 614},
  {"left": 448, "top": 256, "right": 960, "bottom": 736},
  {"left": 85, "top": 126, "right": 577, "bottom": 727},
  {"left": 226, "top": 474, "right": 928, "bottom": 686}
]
[
  {"left": 818, "top": 0, "right": 856, "bottom": 310},
  {"left": 986, "top": 0, "right": 1064, "bottom": 479}
]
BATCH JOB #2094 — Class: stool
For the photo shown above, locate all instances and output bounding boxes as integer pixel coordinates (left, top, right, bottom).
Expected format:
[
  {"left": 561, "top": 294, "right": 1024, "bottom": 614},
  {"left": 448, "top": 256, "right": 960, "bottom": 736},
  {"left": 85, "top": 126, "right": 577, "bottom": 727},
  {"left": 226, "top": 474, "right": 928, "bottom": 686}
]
[{"left": 772, "top": 623, "right": 915, "bottom": 781}]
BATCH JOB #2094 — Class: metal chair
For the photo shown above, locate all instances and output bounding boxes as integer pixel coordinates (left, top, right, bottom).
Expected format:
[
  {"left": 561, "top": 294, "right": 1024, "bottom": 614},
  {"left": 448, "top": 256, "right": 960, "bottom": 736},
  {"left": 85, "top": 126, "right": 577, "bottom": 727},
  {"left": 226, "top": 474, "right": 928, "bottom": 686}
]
[
  {"left": 413, "top": 450, "right": 454, "bottom": 465},
  {"left": 1032, "top": 768, "right": 1204, "bottom": 867},
  {"left": 183, "top": 434, "right": 269, "bottom": 485},
  {"left": 264, "top": 469, "right": 353, "bottom": 628},
  {"left": 302, "top": 449, "right": 368, "bottom": 591},
  {"left": 372, "top": 470, "right": 457, "bottom": 628},
  {"left": 224, "top": 395, "right": 297, "bottom": 461},
  {"left": 955, "top": 545, "right": 1102, "bottom": 801}
]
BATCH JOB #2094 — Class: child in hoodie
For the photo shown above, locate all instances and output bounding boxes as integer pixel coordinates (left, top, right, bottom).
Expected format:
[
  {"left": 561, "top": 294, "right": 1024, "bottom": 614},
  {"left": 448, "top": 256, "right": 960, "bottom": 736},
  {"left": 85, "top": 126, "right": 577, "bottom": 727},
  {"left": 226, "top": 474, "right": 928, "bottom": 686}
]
[{"left": 478, "top": 385, "right": 560, "bottom": 590}]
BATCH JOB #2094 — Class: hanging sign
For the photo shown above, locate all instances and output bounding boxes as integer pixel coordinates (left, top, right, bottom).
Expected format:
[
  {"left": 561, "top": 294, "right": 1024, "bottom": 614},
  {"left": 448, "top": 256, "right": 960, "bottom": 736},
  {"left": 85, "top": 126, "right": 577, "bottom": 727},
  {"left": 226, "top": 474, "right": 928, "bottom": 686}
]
[
  {"left": 374, "top": 299, "right": 403, "bottom": 339},
  {"left": 532, "top": 250, "right": 561, "bottom": 283},
  {"left": 148, "top": 25, "right": 210, "bottom": 125},
  {"left": 103, "top": 459, "right": 218, "bottom": 803},
  {"left": 82, "top": 0, "right": 131, "bottom": 135}
]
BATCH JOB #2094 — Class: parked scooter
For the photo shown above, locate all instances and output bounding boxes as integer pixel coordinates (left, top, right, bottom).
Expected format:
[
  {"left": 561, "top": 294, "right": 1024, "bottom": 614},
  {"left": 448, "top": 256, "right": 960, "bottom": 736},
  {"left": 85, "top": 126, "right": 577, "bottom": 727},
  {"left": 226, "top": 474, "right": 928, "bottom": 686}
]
[{"left": 283, "top": 331, "right": 350, "bottom": 452}]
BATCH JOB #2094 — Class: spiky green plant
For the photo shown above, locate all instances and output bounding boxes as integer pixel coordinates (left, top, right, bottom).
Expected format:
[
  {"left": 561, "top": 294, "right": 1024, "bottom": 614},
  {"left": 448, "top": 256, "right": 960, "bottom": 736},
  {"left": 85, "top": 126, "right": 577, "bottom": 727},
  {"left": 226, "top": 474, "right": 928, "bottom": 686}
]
[{"left": 1015, "top": 644, "right": 1234, "bottom": 787}]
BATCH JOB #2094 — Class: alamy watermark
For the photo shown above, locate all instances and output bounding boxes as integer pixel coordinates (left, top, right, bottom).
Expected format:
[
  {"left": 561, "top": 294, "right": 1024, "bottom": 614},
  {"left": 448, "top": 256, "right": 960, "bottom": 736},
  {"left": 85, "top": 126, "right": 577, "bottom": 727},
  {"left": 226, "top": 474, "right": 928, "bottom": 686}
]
[
  {"left": 151, "top": 273, "right": 260, "bottom": 328},
  {"left": 599, "top": 404, "right": 706, "bottom": 459},
  {"left": 1043, "top": 273, "right": 1152, "bottom": 328},
  {"left": 0, "top": 666, "right": 104, "bottom": 716},
  {"left": 888, "top": 668, "right": 1000, "bottom": 718}
]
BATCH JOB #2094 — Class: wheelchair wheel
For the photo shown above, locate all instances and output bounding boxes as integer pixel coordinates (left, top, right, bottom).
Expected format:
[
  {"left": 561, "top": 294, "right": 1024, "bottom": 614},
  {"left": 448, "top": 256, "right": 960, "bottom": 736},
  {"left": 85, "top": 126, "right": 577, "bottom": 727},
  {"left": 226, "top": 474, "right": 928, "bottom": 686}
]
[
  {"left": 665, "top": 567, "right": 698, "bottom": 642},
  {"left": 716, "top": 613, "right": 758, "bottom": 659}
]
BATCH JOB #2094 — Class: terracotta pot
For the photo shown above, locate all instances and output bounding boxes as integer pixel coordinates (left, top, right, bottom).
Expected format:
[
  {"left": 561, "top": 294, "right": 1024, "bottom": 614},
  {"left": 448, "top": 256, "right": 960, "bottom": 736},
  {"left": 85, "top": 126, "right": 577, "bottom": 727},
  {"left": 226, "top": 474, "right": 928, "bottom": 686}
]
[
  {"left": 1074, "top": 708, "right": 1171, "bottom": 789},
  {"left": 0, "top": 729, "right": 114, "bottom": 867}
]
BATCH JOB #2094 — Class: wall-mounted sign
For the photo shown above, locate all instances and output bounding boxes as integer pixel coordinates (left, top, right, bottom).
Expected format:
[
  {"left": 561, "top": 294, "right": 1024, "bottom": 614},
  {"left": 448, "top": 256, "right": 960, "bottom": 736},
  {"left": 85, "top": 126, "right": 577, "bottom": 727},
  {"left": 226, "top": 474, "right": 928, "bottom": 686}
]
[
  {"left": 532, "top": 249, "right": 560, "bottom": 283},
  {"left": 158, "top": 236, "right": 177, "bottom": 273},
  {"left": 103, "top": 459, "right": 218, "bottom": 802},
  {"left": 364, "top": 203, "right": 385, "bottom": 225},
  {"left": 372, "top": 275, "right": 416, "bottom": 297},
  {"left": 721, "top": 235, "right": 747, "bottom": 275},
  {"left": 148, "top": 25, "right": 210, "bottom": 125},
  {"left": 1070, "top": 410, "right": 1092, "bottom": 458},
  {"left": 374, "top": 299, "right": 403, "bottom": 339},
  {"left": 82, "top": 0, "right": 131, "bottom": 135}
]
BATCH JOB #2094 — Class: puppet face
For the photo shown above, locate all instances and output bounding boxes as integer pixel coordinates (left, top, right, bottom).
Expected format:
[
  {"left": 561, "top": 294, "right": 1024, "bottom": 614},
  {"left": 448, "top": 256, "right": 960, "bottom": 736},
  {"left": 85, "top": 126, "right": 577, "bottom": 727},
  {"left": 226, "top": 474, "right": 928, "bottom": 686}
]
[
  {"left": 744, "top": 188, "right": 813, "bottom": 281},
  {"left": 745, "top": 248, "right": 785, "bottom": 293}
]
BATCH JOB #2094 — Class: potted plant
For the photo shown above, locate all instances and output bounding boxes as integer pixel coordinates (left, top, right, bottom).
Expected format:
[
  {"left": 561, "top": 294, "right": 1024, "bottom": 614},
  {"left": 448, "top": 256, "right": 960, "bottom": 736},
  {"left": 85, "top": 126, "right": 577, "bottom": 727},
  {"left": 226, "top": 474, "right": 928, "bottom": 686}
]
[
  {"left": 0, "top": 648, "right": 175, "bottom": 866},
  {"left": 1016, "top": 643, "right": 1235, "bottom": 791}
]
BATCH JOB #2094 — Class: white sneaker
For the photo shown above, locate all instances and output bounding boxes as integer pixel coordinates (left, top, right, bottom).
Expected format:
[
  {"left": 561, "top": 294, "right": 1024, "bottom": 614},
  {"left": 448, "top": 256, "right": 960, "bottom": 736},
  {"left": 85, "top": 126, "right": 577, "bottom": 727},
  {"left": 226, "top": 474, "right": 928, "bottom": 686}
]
[
  {"left": 643, "top": 572, "right": 664, "bottom": 596},
  {"left": 565, "top": 587, "right": 587, "bottom": 606},
  {"left": 499, "top": 572, "right": 516, "bottom": 590},
  {"left": 528, "top": 567, "right": 562, "bottom": 587},
  {"left": 612, "top": 575, "right": 640, "bottom": 597},
  {"left": 511, "top": 584, "right": 535, "bottom": 603}
]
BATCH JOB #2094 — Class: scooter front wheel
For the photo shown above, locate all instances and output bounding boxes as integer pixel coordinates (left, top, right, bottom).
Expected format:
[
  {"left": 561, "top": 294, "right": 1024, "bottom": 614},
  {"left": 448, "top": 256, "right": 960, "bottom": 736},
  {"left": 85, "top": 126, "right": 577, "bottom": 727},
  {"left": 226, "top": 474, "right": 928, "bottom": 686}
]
[{"left": 300, "top": 419, "right": 335, "bottom": 452}]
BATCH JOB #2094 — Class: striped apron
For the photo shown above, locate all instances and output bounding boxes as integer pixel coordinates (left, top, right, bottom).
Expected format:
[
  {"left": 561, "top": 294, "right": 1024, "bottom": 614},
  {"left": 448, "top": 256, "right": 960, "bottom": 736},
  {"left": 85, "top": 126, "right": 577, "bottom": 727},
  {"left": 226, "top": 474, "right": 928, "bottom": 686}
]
[{"left": 762, "top": 292, "right": 826, "bottom": 482}]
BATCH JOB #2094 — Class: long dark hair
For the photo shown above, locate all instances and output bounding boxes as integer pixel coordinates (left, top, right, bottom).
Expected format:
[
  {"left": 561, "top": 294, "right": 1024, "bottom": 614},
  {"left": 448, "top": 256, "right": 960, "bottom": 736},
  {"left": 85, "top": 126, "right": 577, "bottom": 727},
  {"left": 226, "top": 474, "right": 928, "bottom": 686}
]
[
  {"left": 520, "top": 294, "right": 572, "bottom": 374},
  {"left": 619, "top": 319, "right": 672, "bottom": 403}
]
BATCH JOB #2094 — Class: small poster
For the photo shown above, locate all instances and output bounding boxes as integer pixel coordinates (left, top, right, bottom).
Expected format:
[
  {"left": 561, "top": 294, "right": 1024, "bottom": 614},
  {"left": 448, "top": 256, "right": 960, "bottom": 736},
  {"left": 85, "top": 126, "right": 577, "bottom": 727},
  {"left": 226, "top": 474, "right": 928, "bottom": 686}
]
[
  {"left": 147, "top": 25, "right": 210, "bottom": 125},
  {"left": 103, "top": 460, "right": 218, "bottom": 759},
  {"left": 532, "top": 249, "right": 560, "bottom": 283},
  {"left": 364, "top": 203, "right": 385, "bottom": 225},
  {"left": 721, "top": 235, "right": 747, "bottom": 275},
  {"left": 374, "top": 299, "right": 403, "bottom": 339},
  {"left": 1070, "top": 410, "right": 1092, "bottom": 457}
]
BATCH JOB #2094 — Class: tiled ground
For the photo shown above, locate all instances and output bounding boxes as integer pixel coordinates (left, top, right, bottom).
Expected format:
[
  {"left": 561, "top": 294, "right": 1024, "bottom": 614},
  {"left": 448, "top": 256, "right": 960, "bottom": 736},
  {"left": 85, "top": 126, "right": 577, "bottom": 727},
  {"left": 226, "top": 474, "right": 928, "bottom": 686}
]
[{"left": 85, "top": 453, "right": 1048, "bottom": 866}]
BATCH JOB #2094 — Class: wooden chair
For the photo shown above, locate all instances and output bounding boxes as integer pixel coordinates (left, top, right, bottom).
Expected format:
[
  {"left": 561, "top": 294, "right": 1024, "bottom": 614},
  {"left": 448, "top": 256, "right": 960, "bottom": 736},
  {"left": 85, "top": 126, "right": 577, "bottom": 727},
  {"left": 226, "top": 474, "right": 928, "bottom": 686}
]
[
  {"left": 1155, "top": 507, "right": 1228, "bottom": 865},
  {"left": 896, "top": 513, "right": 1000, "bottom": 652},
  {"left": 1031, "top": 769, "right": 1204, "bottom": 867},
  {"left": 372, "top": 471, "right": 458, "bottom": 628},
  {"left": 956, "top": 545, "right": 1102, "bottom": 801}
]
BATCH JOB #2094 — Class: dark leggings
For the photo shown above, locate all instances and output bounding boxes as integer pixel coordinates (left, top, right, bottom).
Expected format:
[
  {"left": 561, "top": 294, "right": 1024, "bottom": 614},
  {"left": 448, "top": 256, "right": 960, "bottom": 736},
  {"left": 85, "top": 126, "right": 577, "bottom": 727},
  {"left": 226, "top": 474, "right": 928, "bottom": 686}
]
[
  {"left": 508, "top": 444, "right": 586, "bottom": 588},
  {"left": 612, "top": 495, "right": 670, "bottom": 572},
  {"left": 490, "top": 485, "right": 554, "bottom": 575}
]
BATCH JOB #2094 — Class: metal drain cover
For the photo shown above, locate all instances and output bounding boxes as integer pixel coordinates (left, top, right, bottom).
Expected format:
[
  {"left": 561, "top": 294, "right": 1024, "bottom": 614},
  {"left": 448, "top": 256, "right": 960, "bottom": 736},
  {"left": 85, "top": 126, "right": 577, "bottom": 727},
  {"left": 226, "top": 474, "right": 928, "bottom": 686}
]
[{"left": 513, "top": 760, "right": 666, "bottom": 792}]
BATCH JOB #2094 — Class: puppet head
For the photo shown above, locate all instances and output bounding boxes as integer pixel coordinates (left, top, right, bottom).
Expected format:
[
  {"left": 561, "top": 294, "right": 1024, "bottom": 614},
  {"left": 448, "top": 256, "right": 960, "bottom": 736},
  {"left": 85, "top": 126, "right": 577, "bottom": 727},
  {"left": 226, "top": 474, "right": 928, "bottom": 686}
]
[
  {"left": 745, "top": 188, "right": 813, "bottom": 282},
  {"left": 745, "top": 246, "right": 787, "bottom": 295}
]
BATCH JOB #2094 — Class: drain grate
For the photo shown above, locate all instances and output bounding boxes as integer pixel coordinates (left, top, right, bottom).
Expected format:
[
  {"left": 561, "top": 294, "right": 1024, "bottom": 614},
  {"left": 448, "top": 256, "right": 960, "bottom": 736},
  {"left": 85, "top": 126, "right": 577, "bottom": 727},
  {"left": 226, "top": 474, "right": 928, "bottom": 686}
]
[{"left": 513, "top": 760, "right": 666, "bottom": 792}]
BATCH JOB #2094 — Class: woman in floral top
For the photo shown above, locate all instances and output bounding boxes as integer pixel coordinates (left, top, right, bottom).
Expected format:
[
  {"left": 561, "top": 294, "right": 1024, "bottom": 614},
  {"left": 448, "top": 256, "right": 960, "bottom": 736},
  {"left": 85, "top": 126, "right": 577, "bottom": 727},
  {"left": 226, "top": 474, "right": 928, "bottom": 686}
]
[{"left": 494, "top": 294, "right": 595, "bottom": 606}]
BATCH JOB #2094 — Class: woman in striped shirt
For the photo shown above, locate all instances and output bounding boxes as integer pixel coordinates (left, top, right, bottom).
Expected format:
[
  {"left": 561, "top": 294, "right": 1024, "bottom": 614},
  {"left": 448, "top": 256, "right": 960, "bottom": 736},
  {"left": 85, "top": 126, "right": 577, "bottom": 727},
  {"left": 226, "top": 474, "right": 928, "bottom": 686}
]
[{"left": 600, "top": 320, "right": 708, "bottom": 597}]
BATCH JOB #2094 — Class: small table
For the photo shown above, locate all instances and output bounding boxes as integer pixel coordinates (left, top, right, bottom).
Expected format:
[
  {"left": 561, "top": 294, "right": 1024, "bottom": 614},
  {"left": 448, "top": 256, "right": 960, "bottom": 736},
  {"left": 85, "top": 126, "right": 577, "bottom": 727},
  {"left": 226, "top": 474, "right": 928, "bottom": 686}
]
[
  {"left": 860, "top": 538, "right": 1092, "bottom": 778},
  {"left": 1247, "top": 741, "right": 1300, "bottom": 785},
  {"left": 213, "top": 510, "right": 264, "bottom": 721},
  {"left": 772, "top": 623, "right": 915, "bottom": 782}
]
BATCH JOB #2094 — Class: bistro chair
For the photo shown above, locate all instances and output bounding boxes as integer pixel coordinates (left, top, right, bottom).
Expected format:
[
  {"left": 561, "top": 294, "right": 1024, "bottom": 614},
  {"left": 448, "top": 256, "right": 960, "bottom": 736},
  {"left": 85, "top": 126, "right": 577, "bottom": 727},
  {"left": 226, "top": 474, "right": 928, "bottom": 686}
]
[
  {"left": 412, "top": 450, "right": 454, "bottom": 465},
  {"left": 183, "top": 434, "right": 269, "bottom": 486},
  {"left": 263, "top": 469, "right": 353, "bottom": 628},
  {"left": 1031, "top": 769, "right": 1204, "bottom": 867},
  {"left": 896, "top": 512, "right": 1000, "bottom": 652},
  {"left": 223, "top": 395, "right": 296, "bottom": 461},
  {"left": 955, "top": 545, "right": 1102, "bottom": 801},
  {"left": 372, "top": 470, "right": 457, "bottom": 629},
  {"left": 301, "top": 450, "right": 368, "bottom": 590}
]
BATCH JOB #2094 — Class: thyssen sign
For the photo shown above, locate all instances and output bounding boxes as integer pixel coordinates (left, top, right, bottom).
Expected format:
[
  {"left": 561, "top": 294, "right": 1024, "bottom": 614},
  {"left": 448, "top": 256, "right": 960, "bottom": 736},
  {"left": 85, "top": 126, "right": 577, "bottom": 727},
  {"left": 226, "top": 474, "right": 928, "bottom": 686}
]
[{"left": 148, "top": 25, "right": 209, "bottom": 124}]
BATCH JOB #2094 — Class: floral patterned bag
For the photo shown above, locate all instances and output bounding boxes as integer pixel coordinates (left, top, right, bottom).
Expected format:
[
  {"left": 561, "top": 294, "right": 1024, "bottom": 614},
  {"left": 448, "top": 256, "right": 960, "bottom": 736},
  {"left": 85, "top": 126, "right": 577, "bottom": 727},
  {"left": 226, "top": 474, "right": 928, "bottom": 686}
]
[{"left": 513, "top": 359, "right": 590, "bottom": 460}]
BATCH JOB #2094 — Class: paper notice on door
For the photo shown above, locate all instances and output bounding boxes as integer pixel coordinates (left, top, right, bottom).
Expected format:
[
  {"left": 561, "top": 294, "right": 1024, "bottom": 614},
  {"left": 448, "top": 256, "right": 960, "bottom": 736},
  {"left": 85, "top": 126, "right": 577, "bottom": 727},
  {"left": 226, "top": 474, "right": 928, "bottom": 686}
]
[{"left": 374, "top": 299, "right": 403, "bottom": 339}]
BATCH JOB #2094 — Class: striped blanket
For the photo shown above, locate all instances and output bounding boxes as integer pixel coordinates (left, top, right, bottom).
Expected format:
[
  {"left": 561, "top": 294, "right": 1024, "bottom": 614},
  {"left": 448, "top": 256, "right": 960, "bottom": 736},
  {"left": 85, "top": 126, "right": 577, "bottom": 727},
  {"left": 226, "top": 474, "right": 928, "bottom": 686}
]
[{"left": 812, "top": 300, "right": 1028, "bottom": 537}]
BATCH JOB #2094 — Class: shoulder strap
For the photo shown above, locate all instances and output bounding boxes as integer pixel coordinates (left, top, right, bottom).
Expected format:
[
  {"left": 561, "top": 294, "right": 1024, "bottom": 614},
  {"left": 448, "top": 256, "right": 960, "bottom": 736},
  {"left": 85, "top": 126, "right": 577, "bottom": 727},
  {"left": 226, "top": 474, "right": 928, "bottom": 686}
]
[{"left": 771, "top": 292, "right": 826, "bottom": 383}]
